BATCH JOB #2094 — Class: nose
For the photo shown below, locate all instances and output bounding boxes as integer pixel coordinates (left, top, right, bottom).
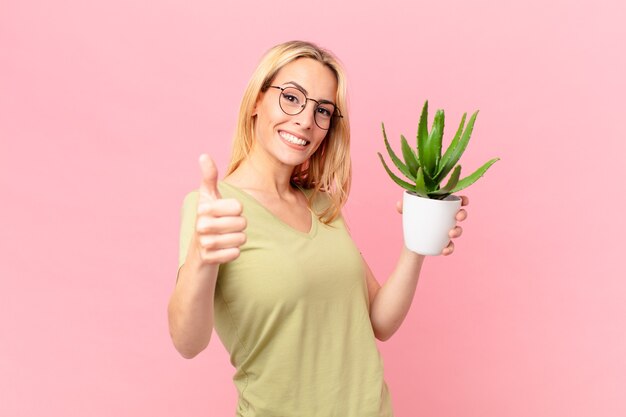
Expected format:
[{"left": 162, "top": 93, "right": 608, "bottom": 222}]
[{"left": 293, "top": 100, "right": 316, "bottom": 129}]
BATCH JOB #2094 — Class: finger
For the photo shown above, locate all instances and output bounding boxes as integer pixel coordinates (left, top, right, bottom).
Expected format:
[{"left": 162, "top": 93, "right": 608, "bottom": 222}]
[
  {"left": 197, "top": 198, "right": 243, "bottom": 217},
  {"left": 199, "top": 247, "right": 241, "bottom": 265},
  {"left": 455, "top": 209, "right": 468, "bottom": 222},
  {"left": 197, "top": 215, "right": 247, "bottom": 234},
  {"left": 460, "top": 195, "right": 469, "bottom": 206},
  {"left": 199, "top": 154, "right": 221, "bottom": 200},
  {"left": 198, "top": 232, "right": 247, "bottom": 251},
  {"left": 448, "top": 226, "right": 463, "bottom": 239},
  {"left": 396, "top": 200, "right": 403, "bottom": 214},
  {"left": 442, "top": 240, "right": 455, "bottom": 256}
]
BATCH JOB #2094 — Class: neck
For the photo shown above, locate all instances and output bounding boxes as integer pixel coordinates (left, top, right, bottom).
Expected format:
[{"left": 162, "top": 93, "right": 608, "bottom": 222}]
[{"left": 226, "top": 149, "right": 297, "bottom": 197}]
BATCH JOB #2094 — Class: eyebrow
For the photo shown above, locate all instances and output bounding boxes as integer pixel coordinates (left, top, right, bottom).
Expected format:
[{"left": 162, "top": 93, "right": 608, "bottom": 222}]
[{"left": 283, "top": 81, "right": 336, "bottom": 105}]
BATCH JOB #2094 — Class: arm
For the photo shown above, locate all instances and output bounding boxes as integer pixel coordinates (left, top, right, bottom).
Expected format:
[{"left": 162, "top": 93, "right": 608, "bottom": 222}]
[
  {"left": 366, "top": 196, "right": 469, "bottom": 341},
  {"left": 168, "top": 238, "right": 220, "bottom": 359},
  {"left": 168, "top": 155, "right": 246, "bottom": 358},
  {"left": 365, "top": 249, "right": 425, "bottom": 341}
]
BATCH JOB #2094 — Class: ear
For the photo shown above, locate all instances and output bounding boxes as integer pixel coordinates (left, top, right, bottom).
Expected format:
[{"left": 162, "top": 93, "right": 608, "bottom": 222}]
[{"left": 252, "top": 92, "right": 265, "bottom": 117}]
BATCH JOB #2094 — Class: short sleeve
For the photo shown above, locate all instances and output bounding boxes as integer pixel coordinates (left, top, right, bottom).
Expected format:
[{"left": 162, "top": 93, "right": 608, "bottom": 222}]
[{"left": 178, "top": 191, "right": 199, "bottom": 270}]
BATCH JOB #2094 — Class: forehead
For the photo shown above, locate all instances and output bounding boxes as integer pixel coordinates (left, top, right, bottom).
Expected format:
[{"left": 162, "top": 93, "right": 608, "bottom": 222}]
[{"left": 272, "top": 58, "right": 338, "bottom": 101}]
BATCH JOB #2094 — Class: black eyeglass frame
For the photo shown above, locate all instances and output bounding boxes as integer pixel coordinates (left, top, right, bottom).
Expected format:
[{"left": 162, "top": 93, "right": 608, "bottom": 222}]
[{"left": 268, "top": 85, "right": 343, "bottom": 130}]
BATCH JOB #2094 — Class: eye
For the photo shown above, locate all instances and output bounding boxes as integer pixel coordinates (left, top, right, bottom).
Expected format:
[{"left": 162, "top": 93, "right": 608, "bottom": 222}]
[
  {"left": 282, "top": 92, "right": 301, "bottom": 105},
  {"left": 316, "top": 105, "right": 333, "bottom": 118}
]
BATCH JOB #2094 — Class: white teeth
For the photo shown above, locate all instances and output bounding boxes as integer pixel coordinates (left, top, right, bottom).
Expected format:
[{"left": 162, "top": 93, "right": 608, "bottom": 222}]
[{"left": 280, "top": 131, "right": 307, "bottom": 146}]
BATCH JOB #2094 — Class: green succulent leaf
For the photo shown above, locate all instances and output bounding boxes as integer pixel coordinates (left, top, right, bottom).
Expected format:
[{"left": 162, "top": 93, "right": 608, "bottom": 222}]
[
  {"left": 417, "top": 100, "right": 429, "bottom": 144},
  {"left": 436, "top": 110, "right": 478, "bottom": 183},
  {"left": 430, "top": 110, "right": 445, "bottom": 172},
  {"left": 429, "top": 165, "right": 461, "bottom": 197},
  {"left": 417, "top": 100, "right": 429, "bottom": 167},
  {"left": 377, "top": 152, "right": 415, "bottom": 192},
  {"left": 451, "top": 158, "right": 500, "bottom": 193},
  {"left": 400, "top": 134, "right": 419, "bottom": 177},
  {"left": 436, "top": 112, "right": 467, "bottom": 181},
  {"left": 421, "top": 161, "right": 438, "bottom": 192},
  {"left": 414, "top": 167, "right": 429, "bottom": 198},
  {"left": 419, "top": 108, "right": 444, "bottom": 179},
  {"left": 382, "top": 123, "right": 415, "bottom": 181}
]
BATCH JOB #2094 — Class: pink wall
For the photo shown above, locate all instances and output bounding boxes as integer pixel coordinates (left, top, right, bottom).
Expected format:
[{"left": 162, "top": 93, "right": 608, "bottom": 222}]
[{"left": 2, "top": 0, "right": 625, "bottom": 416}]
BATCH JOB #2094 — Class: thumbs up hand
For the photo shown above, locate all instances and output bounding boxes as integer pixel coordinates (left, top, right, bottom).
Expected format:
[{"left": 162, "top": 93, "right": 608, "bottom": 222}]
[
  {"left": 199, "top": 153, "right": 223, "bottom": 200},
  {"left": 195, "top": 154, "right": 247, "bottom": 265}
]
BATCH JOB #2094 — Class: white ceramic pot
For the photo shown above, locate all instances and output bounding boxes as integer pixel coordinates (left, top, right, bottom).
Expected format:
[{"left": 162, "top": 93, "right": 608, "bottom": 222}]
[{"left": 402, "top": 191, "right": 462, "bottom": 256}]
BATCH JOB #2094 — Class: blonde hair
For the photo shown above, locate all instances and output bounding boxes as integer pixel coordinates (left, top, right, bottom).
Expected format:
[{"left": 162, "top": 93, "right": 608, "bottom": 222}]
[{"left": 226, "top": 40, "right": 351, "bottom": 224}]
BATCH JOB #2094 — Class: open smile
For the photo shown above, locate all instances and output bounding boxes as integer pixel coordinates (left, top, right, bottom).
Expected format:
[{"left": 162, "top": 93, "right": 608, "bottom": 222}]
[{"left": 279, "top": 130, "right": 310, "bottom": 147}]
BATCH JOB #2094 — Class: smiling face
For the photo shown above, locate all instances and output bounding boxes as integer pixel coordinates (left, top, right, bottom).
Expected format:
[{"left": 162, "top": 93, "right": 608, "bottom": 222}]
[{"left": 251, "top": 58, "right": 339, "bottom": 170}]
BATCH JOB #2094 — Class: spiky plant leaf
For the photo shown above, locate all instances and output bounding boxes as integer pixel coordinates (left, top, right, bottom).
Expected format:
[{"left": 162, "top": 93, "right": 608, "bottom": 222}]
[
  {"left": 377, "top": 153, "right": 415, "bottom": 192},
  {"left": 414, "top": 167, "right": 429, "bottom": 197},
  {"left": 417, "top": 100, "right": 429, "bottom": 144},
  {"left": 436, "top": 110, "right": 478, "bottom": 183},
  {"left": 450, "top": 158, "right": 500, "bottom": 193},
  {"left": 421, "top": 159, "right": 438, "bottom": 192},
  {"left": 429, "top": 165, "right": 462, "bottom": 197},
  {"left": 436, "top": 112, "right": 466, "bottom": 181},
  {"left": 400, "top": 134, "right": 419, "bottom": 177},
  {"left": 430, "top": 110, "right": 445, "bottom": 172},
  {"left": 412, "top": 148, "right": 419, "bottom": 166},
  {"left": 382, "top": 123, "right": 415, "bottom": 181},
  {"left": 417, "top": 101, "right": 429, "bottom": 171}
]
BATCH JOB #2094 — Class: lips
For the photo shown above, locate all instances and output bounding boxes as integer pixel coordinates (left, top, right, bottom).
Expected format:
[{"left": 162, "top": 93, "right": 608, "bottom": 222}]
[{"left": 279, "top": 130, "right": 310, "bottom": 146}]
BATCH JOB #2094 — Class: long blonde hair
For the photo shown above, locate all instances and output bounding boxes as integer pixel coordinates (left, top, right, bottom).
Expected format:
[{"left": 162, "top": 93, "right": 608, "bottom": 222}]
[{"left": 226, "top": 40, "right": 351, "bottom": 224}]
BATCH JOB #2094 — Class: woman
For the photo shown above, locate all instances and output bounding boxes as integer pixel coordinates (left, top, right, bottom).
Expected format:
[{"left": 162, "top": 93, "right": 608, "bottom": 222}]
[{"left": 168, "top": 40, "right": 467, "bottom": 417}]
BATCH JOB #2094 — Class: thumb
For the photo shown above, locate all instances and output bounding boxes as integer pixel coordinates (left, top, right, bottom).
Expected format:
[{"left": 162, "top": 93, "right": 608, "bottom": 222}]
[{"left": 198, "top": 154, "right": 221, "bottom": 200}]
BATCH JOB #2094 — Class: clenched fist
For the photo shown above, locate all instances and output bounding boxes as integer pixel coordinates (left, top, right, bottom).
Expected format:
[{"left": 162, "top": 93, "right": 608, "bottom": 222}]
[{"left": 195, "top": 154, "right": 247, "bottom": 265}]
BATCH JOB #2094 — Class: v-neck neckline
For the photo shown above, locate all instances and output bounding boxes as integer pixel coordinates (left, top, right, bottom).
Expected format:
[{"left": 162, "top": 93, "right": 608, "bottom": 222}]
[{"left": 219, "top": 181, "right": 318, "bottom": 239}]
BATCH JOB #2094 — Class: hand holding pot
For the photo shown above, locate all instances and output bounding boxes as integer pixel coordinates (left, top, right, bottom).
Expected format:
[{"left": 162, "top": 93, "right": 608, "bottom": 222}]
[{"left": 396, "top": 195, "right": 469, "bottom": 256}]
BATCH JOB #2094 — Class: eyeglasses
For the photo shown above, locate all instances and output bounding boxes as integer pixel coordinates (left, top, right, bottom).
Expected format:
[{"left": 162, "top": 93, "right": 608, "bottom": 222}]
[{"left": 268, "top": 86, "right": 342, "bottom": 130}]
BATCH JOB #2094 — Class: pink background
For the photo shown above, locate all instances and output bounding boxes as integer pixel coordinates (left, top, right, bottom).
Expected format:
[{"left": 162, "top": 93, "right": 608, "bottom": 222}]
[{"left": 2, "top": 0, "right": 625, "bottom": 416}]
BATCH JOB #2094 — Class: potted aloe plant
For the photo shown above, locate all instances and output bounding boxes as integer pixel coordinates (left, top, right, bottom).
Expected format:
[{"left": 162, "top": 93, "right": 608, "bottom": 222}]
[{"left": 378, "top": 100, "right": 499, "bottom": 255}]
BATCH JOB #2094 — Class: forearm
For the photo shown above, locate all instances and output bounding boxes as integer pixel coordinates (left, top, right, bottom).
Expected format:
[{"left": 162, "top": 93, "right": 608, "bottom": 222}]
[
  {"left": 168, "top": 239, "right": 219, "bottom": 358},
  {"left": 369, "top": 247, "right": 425, "bottom": 341}
]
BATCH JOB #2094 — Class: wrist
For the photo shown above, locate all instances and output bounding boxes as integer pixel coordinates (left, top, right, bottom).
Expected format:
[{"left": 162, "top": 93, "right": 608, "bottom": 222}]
[{"left": 401, "top": 246, "right": 426, "bottom": 263}]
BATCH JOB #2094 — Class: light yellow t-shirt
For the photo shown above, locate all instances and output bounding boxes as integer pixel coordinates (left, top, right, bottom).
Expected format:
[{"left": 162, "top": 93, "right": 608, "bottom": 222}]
[{"left": 178, "top": 182, "right": 394, "bottom": 417}]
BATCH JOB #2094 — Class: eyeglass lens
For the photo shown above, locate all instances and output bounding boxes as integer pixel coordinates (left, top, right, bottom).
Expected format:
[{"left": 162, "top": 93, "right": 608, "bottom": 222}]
[{"left": 278, "top": 87, "right": 335, "bottom": 130}]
